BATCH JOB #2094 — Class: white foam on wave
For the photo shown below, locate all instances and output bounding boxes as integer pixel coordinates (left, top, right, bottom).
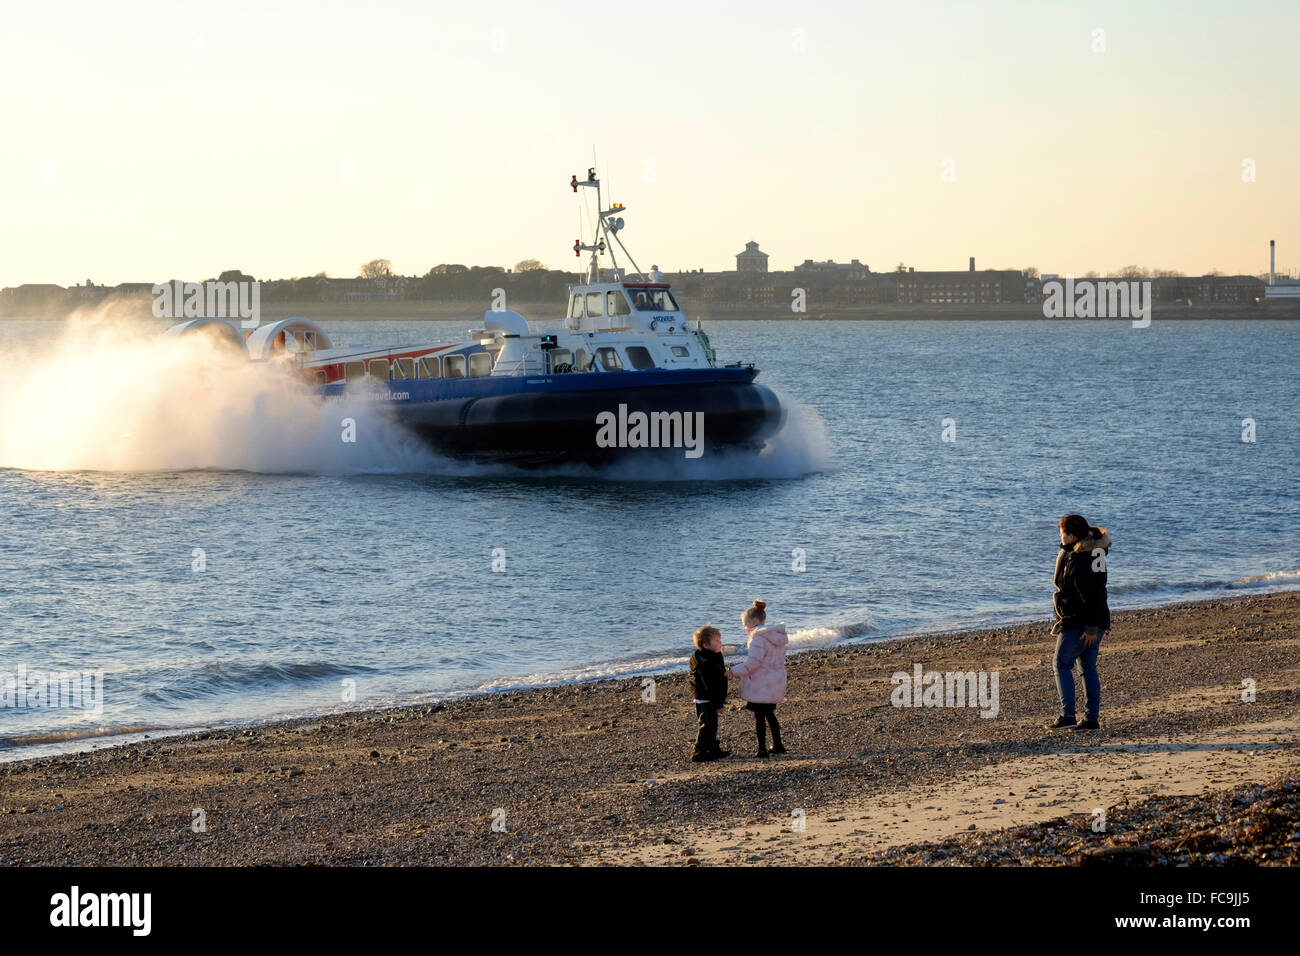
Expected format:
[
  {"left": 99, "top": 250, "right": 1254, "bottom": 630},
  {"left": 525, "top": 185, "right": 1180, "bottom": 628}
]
[
  {"left": 1229, "top": 569, "right": 1300, "bottom": 588},
  {"left": 463, "top": 616, "right": 870, "bottom": 695},
  {"left": 468, "top": 651, "right": 693, "bottom": 694},
  {"left": 1108, "top": 568, "right": 1300, "bottom": 604},
  {"left": 787, "top": 622, "right": 867, "bottom": 649}
]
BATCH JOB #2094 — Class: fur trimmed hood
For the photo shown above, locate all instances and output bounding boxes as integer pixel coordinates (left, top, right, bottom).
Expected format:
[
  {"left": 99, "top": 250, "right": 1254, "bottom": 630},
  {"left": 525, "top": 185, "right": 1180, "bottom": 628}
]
[{"left": 1072, "top": 527, "right": 1111, "bottom": 554}]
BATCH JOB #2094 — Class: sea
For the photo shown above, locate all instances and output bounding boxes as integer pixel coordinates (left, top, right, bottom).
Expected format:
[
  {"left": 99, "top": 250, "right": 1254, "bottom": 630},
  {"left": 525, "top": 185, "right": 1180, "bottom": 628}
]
[{"left": 1, "top": 313, "right": 1297, "bottom": 760}]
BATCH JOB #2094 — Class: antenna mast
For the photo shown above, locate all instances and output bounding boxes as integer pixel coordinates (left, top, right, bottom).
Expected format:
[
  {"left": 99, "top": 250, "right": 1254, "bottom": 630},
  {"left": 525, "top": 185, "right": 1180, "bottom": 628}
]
[{"left": 570, "top": 167, "right": 645, "bottom": 282}]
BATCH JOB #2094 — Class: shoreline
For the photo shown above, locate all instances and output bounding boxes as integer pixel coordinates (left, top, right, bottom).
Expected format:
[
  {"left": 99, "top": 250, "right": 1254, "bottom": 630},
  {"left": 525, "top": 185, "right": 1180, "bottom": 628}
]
[
  {"left": 3, "top": 590, "right": 1298, "bottom": 865},
  {"left": 6, "top": 300, "right": 1300, "bottom": 323},
  {"left": 5, "top": 585, "right": 1296, "bottom": 764}
]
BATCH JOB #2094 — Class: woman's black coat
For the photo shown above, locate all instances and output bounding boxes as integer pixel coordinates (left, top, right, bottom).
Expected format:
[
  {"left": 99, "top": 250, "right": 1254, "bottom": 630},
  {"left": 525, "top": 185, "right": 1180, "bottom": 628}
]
[{"left": 1053, "top": 526, "right": 1112, "bottom": 636}]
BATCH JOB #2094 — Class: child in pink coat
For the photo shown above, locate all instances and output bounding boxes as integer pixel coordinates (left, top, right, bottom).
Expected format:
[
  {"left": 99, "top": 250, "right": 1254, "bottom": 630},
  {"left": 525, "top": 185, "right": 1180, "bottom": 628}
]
[{"left": 726, "top": 599, "right": 789, "bottom": 758}]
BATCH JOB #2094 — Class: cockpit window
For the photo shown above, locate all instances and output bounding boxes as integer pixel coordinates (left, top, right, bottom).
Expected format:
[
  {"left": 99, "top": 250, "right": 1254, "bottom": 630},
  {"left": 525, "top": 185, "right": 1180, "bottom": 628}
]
[
  {"left": 607, "top": 291, "right": 631, "bottom": 316},
  {"left": 628, "top": 288, "right": 679, "bottom": 312}
]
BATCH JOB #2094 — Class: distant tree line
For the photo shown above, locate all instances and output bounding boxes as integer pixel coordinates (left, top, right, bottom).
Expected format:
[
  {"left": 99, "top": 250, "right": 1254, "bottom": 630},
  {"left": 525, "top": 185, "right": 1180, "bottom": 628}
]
[
  {"left": 246, "top": 259, "right": 577, "bottom": 304},
  {"left": 3, "top": 257, "right": 1269, "bottom": 316}
]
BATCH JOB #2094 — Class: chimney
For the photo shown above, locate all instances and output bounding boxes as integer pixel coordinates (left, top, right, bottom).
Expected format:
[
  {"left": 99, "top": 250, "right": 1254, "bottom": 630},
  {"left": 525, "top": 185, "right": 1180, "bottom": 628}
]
[
  {"left": 969, "top": 257, "right": 975, "bottom": 272},
  {"left": 1270, "top": 239, "right": 1275, "bottom": 286}
]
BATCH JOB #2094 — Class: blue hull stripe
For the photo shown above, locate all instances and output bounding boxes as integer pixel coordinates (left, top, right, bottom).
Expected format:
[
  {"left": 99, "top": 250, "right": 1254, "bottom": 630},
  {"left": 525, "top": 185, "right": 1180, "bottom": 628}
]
[{"left": 319, "top": 367, "right": 759, "bottom": 403}]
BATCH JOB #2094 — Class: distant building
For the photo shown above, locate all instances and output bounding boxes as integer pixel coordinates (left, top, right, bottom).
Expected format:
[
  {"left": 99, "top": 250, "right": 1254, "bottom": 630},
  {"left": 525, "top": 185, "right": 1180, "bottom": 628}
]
[
  {"left": 1169, "top": 275, "right": 1265, "bottom": 304},
  {"left": 896, "top": 270, "right": 1023, "bottom": 305},
  {"left": 794, "top": 258, "right": 870, "bottom": 280},
  {"left": 1264, "top": 244, "right": 1300, "bottom": 301},
  {"left": 1034, "top": 274, "right": 1266, "bottom": 305},
  {"left": 69, "top": 280, "right": 107, "bottom": 303},
  {"left": 1264, "top": 279, "right": 1300, "bottom": 300},
  {"left": 670, "top": 266, "right": 896, "bottom": 307},
  {"left": 112, "top": 282, "right": 155, "bottom": 296},
  {"left": 0, "top": 283, "right": 68, "bottom": 311},
  {"left": 736, "top": 241, "right": 769, "bottom": 273},
  {"left": 334, "top": 276, "right": 404, "bottom": 301}
]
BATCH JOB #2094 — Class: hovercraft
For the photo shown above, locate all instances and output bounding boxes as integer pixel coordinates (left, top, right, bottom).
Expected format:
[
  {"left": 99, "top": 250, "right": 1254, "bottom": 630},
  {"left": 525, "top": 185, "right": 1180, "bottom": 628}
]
[{"left": 168, "top": 168, "right": 786, "bottom": 467}]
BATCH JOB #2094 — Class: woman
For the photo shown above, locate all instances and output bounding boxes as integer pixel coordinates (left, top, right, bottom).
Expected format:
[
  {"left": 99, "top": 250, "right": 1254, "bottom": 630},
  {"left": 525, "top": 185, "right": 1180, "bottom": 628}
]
[
  {"left": 1049, "top": 514, "right": 1111, "bottom": 730},
  {"left": 726, "top": 599, "right": 789, "bottom": 758}
]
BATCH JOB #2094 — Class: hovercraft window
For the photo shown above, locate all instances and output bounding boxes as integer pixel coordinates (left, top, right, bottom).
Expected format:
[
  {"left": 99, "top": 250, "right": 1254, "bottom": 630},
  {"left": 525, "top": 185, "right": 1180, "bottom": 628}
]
[
  {"left": 548, "top": 348, "right": 573, "bottom": 373},
  {"left": 367, "top": 360, "right": 389, "bottom": 381},
  {"left": 607, "top": 291, "right": 631, "bottom": 316},
  {"left": 585, "top": 292, "right": 604, "bottom": 317},
  {"left": 344, "top": 361, "right": 367, "bottom": 383},
  {"left": 630, "top": 289, "right": 679, "bottom": 312},
  {"left": 595, "top": 347, "right": 623, "bottom": 371},
  {"left": 625, "top": 346, "right": 656, "bottom": 370},
  {"left": 393, "top": 358, "right": 415, "bottom": 380},
  {"left": 569, "top": 295, "right": 584, "bottom": 319},
  {"left": 443, "top": 355, "right": 466, "bottom": 378},
  {"left": 469, "top": 353, "right": 494, "bottom": 377},
  {"left": 420, "top": 355, "right": 441, "bottom": 378},
  {"left": 574, "top": 348, "right": 592, "bottom": 371},
  {"left": 671, "top": 346, "right": 689, "bottom": 357}
]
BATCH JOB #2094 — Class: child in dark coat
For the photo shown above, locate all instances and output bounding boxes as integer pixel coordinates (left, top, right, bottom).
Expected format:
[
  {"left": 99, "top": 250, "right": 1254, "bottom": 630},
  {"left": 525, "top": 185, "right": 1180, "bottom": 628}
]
[{"left": 689, "top": 624, "right": 732, "bottom": 762}]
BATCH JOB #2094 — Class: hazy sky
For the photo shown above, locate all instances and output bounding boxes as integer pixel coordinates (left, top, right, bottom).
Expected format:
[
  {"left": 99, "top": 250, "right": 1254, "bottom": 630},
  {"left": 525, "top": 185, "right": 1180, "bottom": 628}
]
[{"left": 2, "top": 0, "right": 1296, "bottom": 287}]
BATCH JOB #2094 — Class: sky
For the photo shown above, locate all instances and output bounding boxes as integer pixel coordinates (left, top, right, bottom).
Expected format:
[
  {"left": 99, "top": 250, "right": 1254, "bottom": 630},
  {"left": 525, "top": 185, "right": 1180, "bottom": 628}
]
[{"left": 1, "top": 0, "right": 1297, "bottom": 287}]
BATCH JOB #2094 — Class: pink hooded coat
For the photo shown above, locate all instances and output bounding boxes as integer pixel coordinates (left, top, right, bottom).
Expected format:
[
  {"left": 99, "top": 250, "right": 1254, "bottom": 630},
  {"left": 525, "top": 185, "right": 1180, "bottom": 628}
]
[{"left": 731, "top": 622, "right": 789, "bottom": 704}]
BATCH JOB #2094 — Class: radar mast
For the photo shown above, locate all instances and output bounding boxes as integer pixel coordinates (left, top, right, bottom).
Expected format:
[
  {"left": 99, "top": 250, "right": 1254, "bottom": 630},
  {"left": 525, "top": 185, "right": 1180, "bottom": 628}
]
[{"left": 570, "top": 167, "right": 645, "bottom": 283}]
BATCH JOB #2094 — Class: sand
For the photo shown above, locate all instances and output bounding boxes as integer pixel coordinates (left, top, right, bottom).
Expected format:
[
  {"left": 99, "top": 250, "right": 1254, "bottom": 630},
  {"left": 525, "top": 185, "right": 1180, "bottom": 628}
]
[{"left": 2, "top": 591, "right": 1297, "bottom": 866}]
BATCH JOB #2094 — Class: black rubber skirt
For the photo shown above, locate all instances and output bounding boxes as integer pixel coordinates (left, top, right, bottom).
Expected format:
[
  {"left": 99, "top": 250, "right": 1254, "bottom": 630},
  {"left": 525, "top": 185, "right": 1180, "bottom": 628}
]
[{"left": 393, "top": 381, "right": 786, "bottom": 465}]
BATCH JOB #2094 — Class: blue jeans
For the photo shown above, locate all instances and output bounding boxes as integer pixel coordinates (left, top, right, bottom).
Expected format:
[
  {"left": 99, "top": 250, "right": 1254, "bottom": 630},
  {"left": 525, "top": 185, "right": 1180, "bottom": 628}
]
[{"left": 1054, "top": 628, "right": 1102, "bottom": 720}]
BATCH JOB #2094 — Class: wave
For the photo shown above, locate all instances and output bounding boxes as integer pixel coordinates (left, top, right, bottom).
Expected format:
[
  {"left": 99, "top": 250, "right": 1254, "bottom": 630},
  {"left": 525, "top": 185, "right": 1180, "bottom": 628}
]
[
  {"left": 138, "top": 659, "right": 375, "bottom": 704},
  {"left": 465, "top": 617, "right": 873, "bottom": 695},
  {"left": 788, "top": 619, "right": 872, "bottom": 648},
  {"left": 1229, "top": 569, "right": 1300, "bottom": 588},
  {"left": 0, "top": 724, "right": 162, "bottom": 748},
  {"left": 1108, "top": 569, "right": 1300, "bottom": 598}
]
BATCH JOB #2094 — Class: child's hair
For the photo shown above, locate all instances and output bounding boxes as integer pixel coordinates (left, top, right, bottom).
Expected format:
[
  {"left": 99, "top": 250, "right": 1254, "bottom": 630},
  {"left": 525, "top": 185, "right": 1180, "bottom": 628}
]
[
  {"left": 693, "top": 624, "right": 720, "bottom": 649},
  {"left": 741, "top": 599, "right": 767, "bottom": 629}
]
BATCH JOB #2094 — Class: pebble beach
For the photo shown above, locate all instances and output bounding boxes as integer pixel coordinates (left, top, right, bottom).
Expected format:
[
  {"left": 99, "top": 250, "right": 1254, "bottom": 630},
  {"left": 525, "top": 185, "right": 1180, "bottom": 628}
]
[{"left": 2, "top": 591, "right": 1297, "bottom": 866}]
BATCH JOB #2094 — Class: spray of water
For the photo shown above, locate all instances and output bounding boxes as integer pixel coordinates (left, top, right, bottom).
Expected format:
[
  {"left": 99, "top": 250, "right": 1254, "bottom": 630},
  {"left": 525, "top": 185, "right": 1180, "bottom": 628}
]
[{"left": 0, "top": 309, "right": 433, "bottom": 474}]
